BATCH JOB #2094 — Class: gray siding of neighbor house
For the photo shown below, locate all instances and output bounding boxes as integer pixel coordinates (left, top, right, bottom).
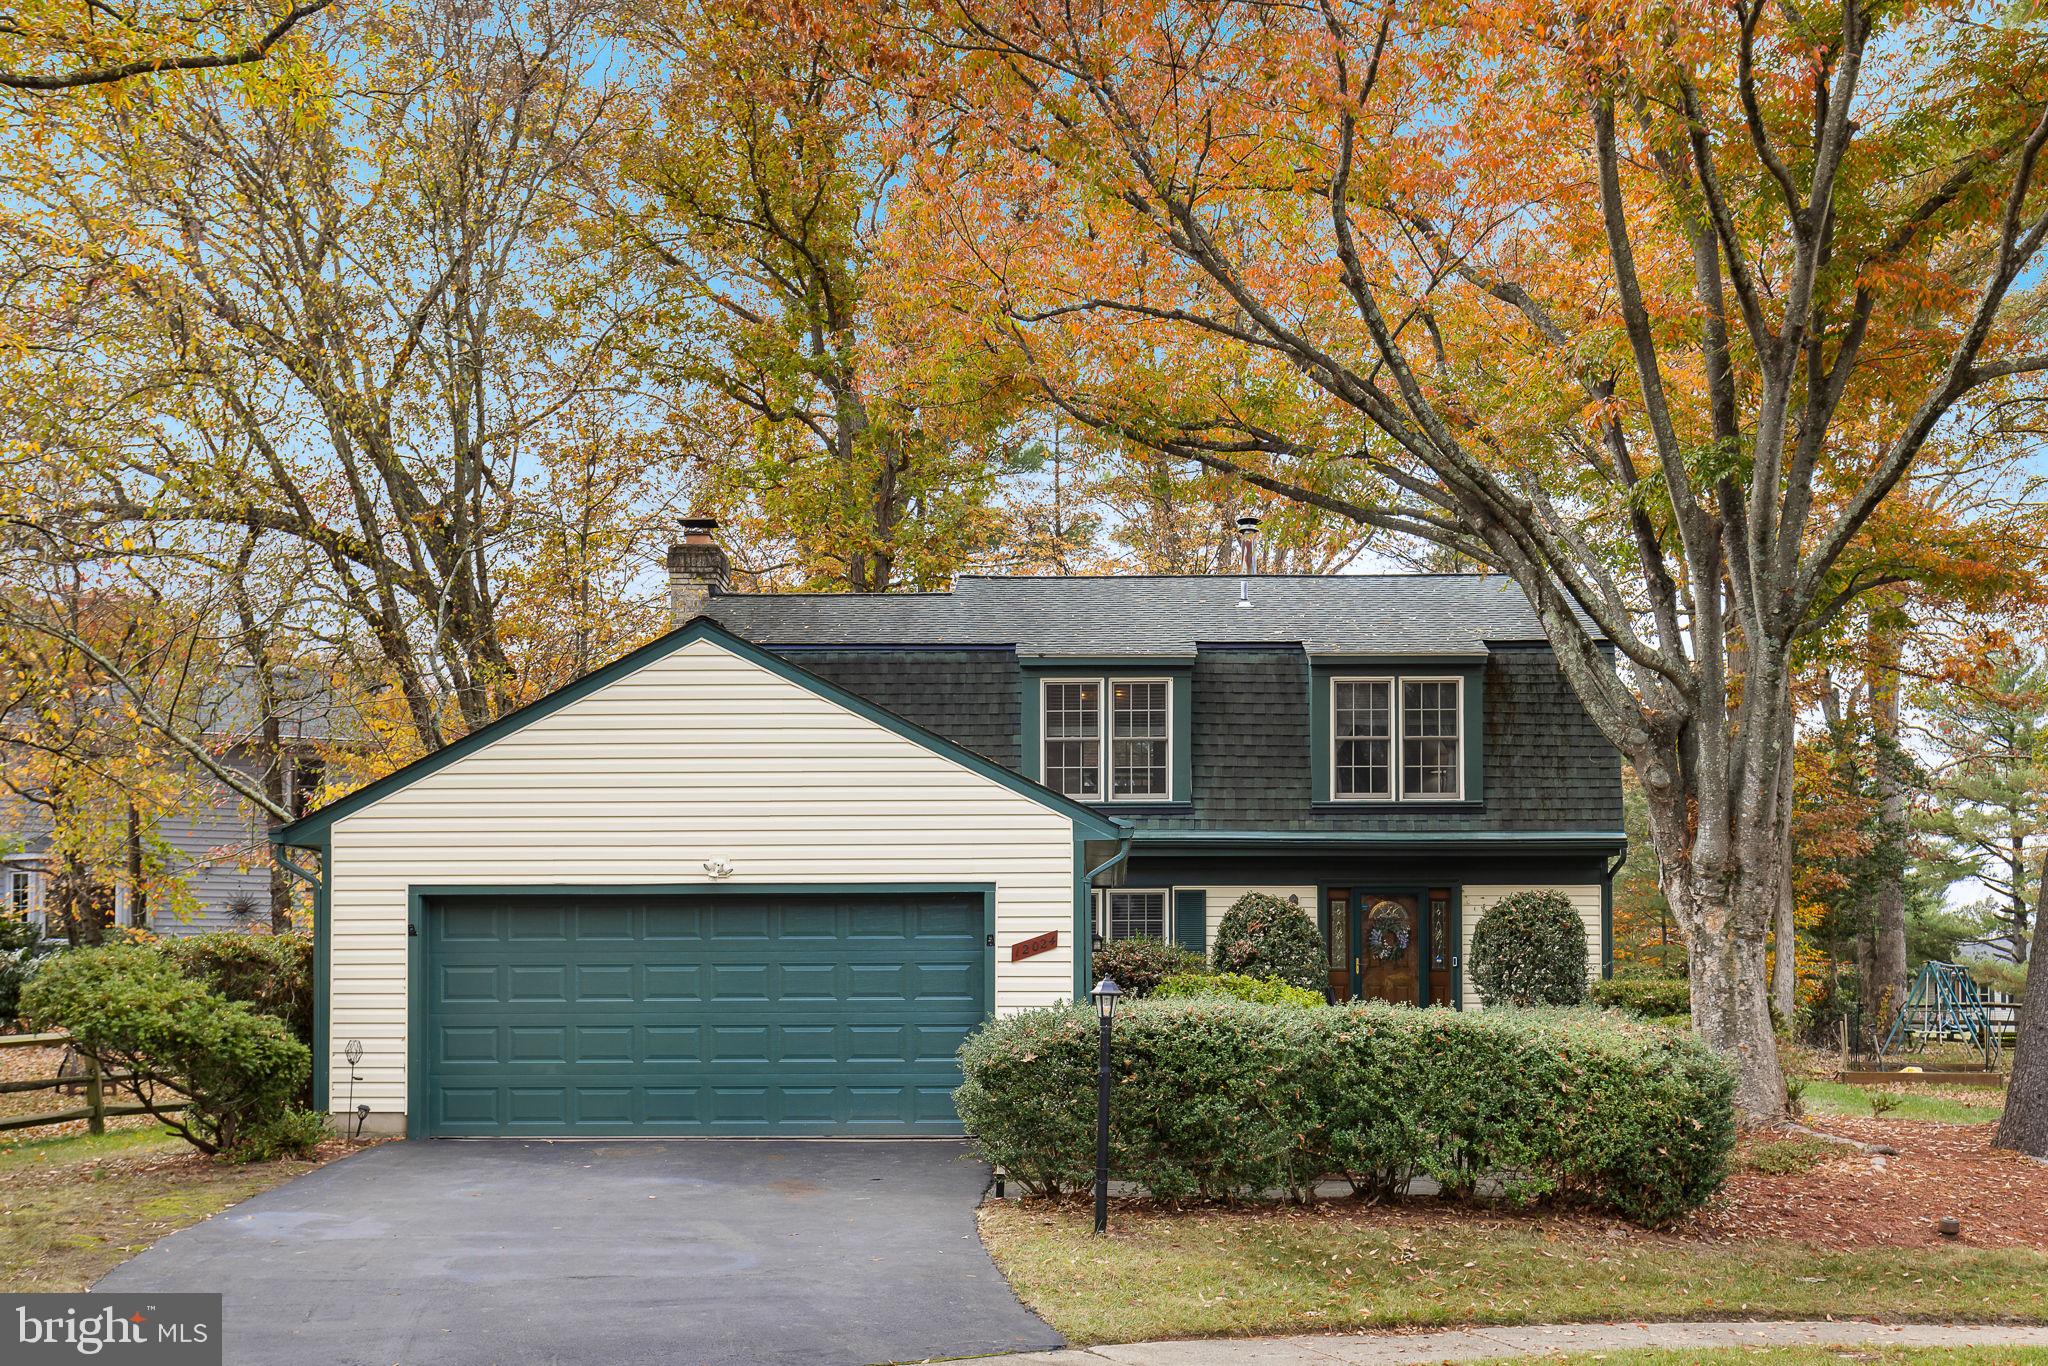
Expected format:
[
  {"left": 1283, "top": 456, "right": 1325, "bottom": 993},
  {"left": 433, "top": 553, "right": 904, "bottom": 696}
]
[{"left": 3, "top": 749, "right": 276, "bottom": 936}]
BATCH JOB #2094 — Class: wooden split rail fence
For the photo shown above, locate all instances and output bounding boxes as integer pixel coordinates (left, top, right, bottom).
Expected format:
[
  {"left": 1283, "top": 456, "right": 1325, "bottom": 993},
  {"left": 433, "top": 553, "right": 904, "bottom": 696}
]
[{"left": 0, "top": 1032, "right": 181, "bottom": 1136}]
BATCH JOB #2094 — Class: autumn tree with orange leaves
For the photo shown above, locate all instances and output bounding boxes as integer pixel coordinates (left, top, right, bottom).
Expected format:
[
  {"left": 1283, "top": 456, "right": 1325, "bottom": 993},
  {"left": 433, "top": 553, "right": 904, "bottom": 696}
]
[{"left": 892, "top": 0, "right": 2048, "bottom": 1118}]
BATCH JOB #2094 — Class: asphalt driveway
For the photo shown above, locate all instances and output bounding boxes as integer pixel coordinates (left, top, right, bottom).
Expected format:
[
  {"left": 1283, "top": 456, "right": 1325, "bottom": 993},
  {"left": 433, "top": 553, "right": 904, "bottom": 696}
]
[{"left": 96, "top": 1139, "right": 1059, "bottom": 1366}]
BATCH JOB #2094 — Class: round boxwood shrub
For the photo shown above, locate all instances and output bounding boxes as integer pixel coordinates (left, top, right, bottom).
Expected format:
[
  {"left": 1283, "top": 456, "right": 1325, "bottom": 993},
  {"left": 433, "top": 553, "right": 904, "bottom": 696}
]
[
  {"left": 1469, "top": 890, "right": 1589, "bottom": 1007},
  {"left": 20, "top": 944, "right": 311, "bottom": 1158},
  {"left": 1211, "top": 892, "right": 1324, "bottom": 991},
  {"left": 1089, "top": 937, "right": 1202, "bottom": 997},
  {"left": 1155, "top": 972, "right": 1323, "bottom": 1009}
]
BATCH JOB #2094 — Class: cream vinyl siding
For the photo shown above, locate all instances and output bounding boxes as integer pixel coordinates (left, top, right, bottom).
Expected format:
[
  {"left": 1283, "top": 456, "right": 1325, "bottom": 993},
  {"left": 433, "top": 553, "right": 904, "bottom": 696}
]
[
  {"left": 1196, "top": 885, "right": 1320, "bottom": 947},
  {"left": 322, "top": 636, "right": 1078, "bottom": 1115},
  {"left": 1459, "top": 884, "right": 1601, "bottom": 1010}
]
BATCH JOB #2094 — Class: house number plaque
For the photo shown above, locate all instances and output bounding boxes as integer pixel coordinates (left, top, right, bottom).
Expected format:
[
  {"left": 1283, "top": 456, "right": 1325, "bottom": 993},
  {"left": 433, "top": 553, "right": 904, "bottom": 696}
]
[{"left": 1010, "top": 931, "right": 1059, "bottom": 962}]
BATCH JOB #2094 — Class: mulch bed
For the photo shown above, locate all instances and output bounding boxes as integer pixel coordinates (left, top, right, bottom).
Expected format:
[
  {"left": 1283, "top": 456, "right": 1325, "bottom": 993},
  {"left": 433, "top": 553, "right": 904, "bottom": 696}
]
[{"left": 1693, "top": 1117, "right": 2048, "bottom": 1252}]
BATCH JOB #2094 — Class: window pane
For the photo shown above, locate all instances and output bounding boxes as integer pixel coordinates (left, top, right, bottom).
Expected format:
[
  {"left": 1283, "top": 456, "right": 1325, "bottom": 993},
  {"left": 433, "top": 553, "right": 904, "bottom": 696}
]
[
  {"left": 1402, "top": 680, "right": 1461, "bottom": 795},
  {"left": 1333, "top": 680, "right": 1391, "bottom": 798},
  {"left": 1043, "top": 681, "right": 1101, "bottom": 797},
  {"left": 1106, "top": 891, "right": 1167, "bottom": 941},
  {"left": 1110, "top": 680, "right": 1169, "bottom": 798}
]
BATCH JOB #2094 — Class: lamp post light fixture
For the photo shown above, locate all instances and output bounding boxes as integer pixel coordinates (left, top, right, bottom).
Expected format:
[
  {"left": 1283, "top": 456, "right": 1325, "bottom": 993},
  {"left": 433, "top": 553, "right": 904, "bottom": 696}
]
[{"left": 1090, "top": 977, "right": 1122, "bottom": 1235}]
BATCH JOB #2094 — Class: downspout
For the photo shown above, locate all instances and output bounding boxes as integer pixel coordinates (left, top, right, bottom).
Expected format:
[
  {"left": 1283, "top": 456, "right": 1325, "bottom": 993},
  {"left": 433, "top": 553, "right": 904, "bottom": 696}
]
[
  {"left": 273, "top": 841, "right": 329, "bottom": 1111},
  {"left": 1601, "top": 843, "right": 1628, "bottom": 982},
  {"left": 1079, "top": 829, "right": 1133, "bottom": 997}
]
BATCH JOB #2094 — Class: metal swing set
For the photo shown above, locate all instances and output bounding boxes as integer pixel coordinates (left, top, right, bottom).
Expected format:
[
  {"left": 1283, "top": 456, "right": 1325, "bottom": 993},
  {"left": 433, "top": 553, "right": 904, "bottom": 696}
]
[{"left": 1876, "top": 960, "right": 2003, "bottom": 1065}]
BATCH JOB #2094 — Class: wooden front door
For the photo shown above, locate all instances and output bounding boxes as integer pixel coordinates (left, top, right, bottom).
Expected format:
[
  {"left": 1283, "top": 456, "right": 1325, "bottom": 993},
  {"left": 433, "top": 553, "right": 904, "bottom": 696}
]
[
  {"left": 1327, "top": 888, "right": 1427, "bottom": 1004},
  {"left": 1356, "top": 893, "right": 1421, "bottom": 1004}
]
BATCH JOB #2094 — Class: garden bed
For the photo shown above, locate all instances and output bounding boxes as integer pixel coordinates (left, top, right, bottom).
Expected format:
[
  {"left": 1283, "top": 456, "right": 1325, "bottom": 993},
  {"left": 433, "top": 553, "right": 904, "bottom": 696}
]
[{"left": 978, "top": 1119, "right": 2048, "bottom": 1345}]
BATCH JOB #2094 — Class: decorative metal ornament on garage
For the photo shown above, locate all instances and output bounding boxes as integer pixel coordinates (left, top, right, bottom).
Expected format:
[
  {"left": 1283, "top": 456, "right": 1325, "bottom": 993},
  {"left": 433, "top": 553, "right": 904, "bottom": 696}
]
[{"left": 1367, "top": 901, "right": 1411, "bottom": 961}]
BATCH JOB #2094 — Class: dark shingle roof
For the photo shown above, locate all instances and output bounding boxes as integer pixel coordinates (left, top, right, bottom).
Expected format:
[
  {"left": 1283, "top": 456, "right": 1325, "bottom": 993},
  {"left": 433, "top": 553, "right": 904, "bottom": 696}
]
[{"left": 706, "top": 574, "right": 1555, "bottom": 657}]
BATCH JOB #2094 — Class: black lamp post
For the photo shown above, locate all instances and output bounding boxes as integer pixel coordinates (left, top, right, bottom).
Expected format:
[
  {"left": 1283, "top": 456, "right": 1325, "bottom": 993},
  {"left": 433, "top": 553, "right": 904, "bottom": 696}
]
[{"left": 1090, "top": 977, "right": 1121, "bottom": 1235}]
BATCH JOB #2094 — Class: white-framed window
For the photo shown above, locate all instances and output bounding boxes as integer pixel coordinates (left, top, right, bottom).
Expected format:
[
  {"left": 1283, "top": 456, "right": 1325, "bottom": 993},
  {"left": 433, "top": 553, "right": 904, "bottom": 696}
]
[
  {"left": 1402, "top": 678, "right": 1463, "bottom": 797},
  {"left": 1097, "top": 889, "right": 1170, "bottom": 942},
  {"left": 1332, "top": 678, "right": 1394, "bottom": 800},
  {"left": 1331, "top": 675, "right": 1463, "bottom": 801},
  {"left": 1042, "top": 677, "right": 1172, "bottom": 801},
  {"left": 7, "top": 870, "right": 29, "bottom": 917}
]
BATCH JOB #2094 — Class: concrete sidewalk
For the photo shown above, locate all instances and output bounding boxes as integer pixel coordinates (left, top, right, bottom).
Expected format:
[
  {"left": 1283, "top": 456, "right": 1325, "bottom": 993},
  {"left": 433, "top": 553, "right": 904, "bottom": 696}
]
[{"left": 983, "top": 1320, "right": 2048, "bottom": 1364}]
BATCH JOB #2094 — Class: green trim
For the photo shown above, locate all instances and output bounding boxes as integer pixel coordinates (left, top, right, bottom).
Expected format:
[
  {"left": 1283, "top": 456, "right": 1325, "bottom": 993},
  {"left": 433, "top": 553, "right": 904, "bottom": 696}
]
[
  {"left": 1022, "top": 665, "right": 1193, "bottom": 804},
  {"left": 1173, "top": 888, "right": 1207, "bottom": 957},
  {"left": 1449, "top": 883, "right": 1464, "bottom": 1009},
  {"left": 275, "top": 616, "right": 1118, "bottom": 846},
  {"left": 405, "top": 881, "right": 999, "bottom": 1139},
  {"left": 274, "top": 843, "right": 331, "bottom": 1112},
  {"left": 1130, "top": 829, "right": 1628, "bottom": 849},
  {"left": 1311, "top": 663, "right": 1485, "bottom": 804},
  {"left": 1076, "top": 836, "right": 1132, "bottom": 999}
]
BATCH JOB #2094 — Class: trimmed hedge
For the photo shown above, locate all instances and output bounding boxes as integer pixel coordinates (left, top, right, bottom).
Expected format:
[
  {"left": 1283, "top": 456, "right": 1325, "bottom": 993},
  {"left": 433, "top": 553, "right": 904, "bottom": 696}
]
[
  {"left": 1211, "top": 892, "right": 1324, "bottom": 990},
  {"left": 1155, "top": 972, "right": 1323, "bottom": 1009},
  {"left": 20, "top": 945, "right": 310, "bottom": 1157},
  {"left": 1090, "top": 937, "right": 1202, "bottom": 997},
  {"left": 955, "top": 1000, "right": 1734, "bottom": 1225},
  {"left": 1469, "top": 891, "right": 1589, "bottom": 1007},
  {"left": 1591, "top": 975, "right": 1692, "bottom": 1019}
]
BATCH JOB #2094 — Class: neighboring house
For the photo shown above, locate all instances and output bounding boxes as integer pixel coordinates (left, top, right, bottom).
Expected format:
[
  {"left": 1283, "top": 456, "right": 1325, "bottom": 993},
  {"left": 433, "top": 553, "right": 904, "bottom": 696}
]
[
  {"left": 3, "top": 669, "right": 331, "bottom": 938},
  {"left": 275, "top": 520, "right": 1624, "bottom": 1138}
]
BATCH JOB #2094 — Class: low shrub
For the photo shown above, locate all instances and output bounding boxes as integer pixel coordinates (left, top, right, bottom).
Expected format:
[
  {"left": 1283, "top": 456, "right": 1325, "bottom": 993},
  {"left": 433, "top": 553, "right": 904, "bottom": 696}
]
[
  {"left": 163, "top": 931, "right": 314, "bottom": 1044},
  {"left": 1211, "top": 893, "right": 1324, "bottom": 991},
  {"left": 1468, "top": 891, "right": 1589, "bottom": 1007},
  {"left": 1590, "top": 975, "right": 1691, "bottom": 1019},
  {"left": 956, "top": 1000, "right": 1734, "bottom": 1225},
  {"left": 1089, "top": 937, "right": 1203, "bottom": 997},
  {"left": 20, "top": 945, "right": 310, "bottom": 1158},
  {"left": 228, "top": 1107, "right": 329, "bottom": 1164},
  {"left": 0, "top": 912, "right": 60, "bottom": 1028},
  {"left": 1155, "top": 972, "right": 1323, "bottom": 1009}
]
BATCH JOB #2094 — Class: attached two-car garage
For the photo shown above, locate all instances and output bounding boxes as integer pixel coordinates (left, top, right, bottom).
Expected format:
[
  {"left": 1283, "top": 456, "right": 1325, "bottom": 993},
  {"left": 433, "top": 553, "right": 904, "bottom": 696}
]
[
  {"left": 277, "top": 619, "right": 1119, "bottom": 1139},
  {"left": 418, "top": 890, "right": 990, "bottom": 1136}
]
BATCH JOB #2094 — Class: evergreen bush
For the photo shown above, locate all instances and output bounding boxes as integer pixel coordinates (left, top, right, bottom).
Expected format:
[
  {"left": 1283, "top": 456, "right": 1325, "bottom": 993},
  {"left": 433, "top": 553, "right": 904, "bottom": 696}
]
[
  {"left": 21, "top": 945, "right": 310, "bottom": 1157},
  {"left": 1089, "top": 937, "right": 1202, "bottom": 997},
  {"left": 1154, "top": 972, "right": 1323, "bottom": 1009},
  {"left": 1211, "top": 892, "right": 1324, "bottom": 991},
  {"left": 955, "top": 999, "right": 1734, "bottom": 1225},
  {"left": 1468, "top": 891, "right": 1590, "bottom": 1007}
]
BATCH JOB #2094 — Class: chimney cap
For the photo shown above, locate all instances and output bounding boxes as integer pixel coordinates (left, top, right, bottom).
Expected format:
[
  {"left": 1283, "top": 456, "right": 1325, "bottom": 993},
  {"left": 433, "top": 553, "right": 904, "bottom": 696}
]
[
  {"left": 679, "top": 516, "right": 719, "bottom": 545},
  {"left": 1234, "top": 510, "right": 1262, "bottom": 538}
]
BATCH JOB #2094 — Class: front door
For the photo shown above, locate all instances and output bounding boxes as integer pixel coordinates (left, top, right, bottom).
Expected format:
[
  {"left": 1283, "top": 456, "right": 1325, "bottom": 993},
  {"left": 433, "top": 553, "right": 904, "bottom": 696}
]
[
  {"left": 1326, "top": 888, "right": 1425, "bottom": 1004},
  {"left": 1356, "top": 893, "right": 1421, "bottom": 1004}
]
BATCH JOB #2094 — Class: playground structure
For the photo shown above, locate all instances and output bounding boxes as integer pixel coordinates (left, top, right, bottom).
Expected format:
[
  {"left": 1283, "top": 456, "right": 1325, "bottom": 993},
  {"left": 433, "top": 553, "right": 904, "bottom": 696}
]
[{"left": 1876, "top": 960, "right": 2007, "bottom": 1066}]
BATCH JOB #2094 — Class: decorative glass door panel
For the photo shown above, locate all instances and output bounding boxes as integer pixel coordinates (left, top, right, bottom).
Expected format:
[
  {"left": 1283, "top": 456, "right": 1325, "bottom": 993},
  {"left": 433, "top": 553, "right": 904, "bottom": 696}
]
[
  {"left": 1325, "top": 890, "right": 1353, "bottom": 1001},
  {"left": 1426, "top": 889, "right": 1454, "bottom": 1006}
]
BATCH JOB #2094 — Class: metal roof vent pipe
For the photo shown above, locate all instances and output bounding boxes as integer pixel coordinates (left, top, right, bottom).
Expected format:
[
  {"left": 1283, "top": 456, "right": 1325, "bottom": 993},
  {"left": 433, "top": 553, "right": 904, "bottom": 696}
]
[
  {"left": 668, "top": 517, "right": 730, "bottom": 626},
  {"left": 1234, "top": 510, "right": 1262, "bottom": 607}
]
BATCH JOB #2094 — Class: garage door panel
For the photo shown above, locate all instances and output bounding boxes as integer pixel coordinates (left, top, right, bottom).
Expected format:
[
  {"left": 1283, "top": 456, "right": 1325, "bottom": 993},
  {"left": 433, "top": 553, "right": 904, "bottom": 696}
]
[{"left": 421, "top": 892, "right": 987, "bottom": 1136}]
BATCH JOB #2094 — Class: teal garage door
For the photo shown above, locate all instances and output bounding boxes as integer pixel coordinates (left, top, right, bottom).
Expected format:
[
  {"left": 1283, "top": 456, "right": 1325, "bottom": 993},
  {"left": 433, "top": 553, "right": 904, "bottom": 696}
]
[{"left": 418, "top": 891, "right": 989, "bottom": 1136}]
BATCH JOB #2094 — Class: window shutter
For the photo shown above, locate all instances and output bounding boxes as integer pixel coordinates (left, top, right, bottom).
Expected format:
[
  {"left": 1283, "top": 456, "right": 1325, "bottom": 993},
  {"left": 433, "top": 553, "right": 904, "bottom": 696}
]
[{"left": 1173, "top": 889, "right": 1207, "bottom": 958}]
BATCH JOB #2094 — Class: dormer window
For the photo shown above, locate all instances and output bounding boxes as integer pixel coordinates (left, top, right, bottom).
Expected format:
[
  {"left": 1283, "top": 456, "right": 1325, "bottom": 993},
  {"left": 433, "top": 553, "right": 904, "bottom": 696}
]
[
  {"left": 1041, "top": 677, "right": 1171, "bottom": 801},
  {"left": 1332, "top": 675, "right": 1463, "bottom": 801}
]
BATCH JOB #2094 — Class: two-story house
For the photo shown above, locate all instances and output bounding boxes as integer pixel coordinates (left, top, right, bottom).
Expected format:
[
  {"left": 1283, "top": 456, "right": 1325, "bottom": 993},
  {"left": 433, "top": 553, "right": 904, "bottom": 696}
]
[{"left": 273, "top": 520, "right": 1625, "bottom": 1138}]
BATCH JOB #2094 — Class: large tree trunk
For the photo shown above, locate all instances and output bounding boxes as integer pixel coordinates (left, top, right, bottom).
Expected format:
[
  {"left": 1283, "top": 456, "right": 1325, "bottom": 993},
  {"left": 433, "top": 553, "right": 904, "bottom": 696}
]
[
  {"left": 1994, "top": 856, "right": 2048, "bottom": 1158},
  {"left": 1772, "top": 715, "right": 1798, "bottom": 1024},
  {"left": 1867, "top": 641, "right": 1909, "bottom": 1039}
]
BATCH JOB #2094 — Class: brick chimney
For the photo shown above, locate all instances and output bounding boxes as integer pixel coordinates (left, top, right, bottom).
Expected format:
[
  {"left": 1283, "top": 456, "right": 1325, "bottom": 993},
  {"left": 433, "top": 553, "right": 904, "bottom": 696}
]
[{"left": 668, "top": 517, "right": 730, "bottom": 625}]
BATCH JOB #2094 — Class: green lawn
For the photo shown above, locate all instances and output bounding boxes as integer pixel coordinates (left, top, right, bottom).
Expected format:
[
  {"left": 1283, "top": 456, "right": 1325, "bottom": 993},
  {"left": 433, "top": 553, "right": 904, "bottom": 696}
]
[
  {"left": 1544, "top": 1351, "right": 2048, "bottom": 1365},
  {"left": 978, "top": 1201, "right": 2048, "bottom": 1345},
  {"left": 0, "top": 1127, "right": 316, "bottom": 1291},
  {"left": 1801, "top": 1079, "right": 2005, "bottom": 1124}
]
